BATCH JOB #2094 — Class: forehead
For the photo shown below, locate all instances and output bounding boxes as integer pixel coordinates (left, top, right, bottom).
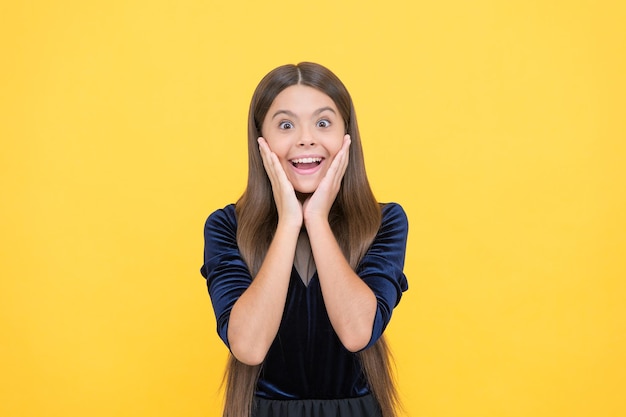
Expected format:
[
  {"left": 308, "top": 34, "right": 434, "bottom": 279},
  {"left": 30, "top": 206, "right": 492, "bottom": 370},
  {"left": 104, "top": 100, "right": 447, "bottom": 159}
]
[{"left": 268, "top": 85, "right": 338, "bottom": 113}]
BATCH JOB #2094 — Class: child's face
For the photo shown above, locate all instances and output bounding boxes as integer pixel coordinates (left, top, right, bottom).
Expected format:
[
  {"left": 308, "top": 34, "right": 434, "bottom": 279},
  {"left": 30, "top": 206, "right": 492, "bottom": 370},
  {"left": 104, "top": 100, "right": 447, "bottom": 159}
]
[{"left": 261, "top": 85, "right": 346, "bottom": 195}]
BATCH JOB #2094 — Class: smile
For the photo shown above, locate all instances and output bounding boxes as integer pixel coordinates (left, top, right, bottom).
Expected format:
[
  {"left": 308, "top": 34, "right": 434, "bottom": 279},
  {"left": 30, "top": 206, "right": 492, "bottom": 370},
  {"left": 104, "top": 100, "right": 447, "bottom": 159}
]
[{"left": 290, "top": 157, "right": 323, "bottom": 169}]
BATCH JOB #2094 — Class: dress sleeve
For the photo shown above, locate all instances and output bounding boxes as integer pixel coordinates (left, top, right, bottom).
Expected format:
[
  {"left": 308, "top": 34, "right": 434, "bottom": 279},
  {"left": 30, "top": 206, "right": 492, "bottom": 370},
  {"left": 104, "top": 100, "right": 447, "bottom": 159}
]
[
  {"left": 200, "top": 205, "right": 252, "bottom": 348},
  {"left": 357, "top": 203, "right": 409, "bottom": 349}
]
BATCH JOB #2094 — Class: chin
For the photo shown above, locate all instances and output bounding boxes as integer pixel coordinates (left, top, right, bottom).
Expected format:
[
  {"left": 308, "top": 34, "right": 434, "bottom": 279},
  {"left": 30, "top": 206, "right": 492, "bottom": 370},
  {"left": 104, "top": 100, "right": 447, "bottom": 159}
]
[
  {"left": 294, "top": 183, "right": 320, "bottom": 195},
  {"left": 294, "top": 186, "right": 317, "bottom": 194},
  {"left": 290, "top": 178, "right": 321, "bottom": 195}
]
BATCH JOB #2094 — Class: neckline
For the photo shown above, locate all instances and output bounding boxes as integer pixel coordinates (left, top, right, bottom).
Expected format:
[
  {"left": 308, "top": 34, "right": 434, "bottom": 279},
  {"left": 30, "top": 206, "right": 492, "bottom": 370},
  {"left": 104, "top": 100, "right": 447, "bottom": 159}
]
[
  {"left": 292, "top": 265, "right": 318, "bottom": 288},
  {"left": 294, "top": 230, "right": 316, "bottom": 286}
]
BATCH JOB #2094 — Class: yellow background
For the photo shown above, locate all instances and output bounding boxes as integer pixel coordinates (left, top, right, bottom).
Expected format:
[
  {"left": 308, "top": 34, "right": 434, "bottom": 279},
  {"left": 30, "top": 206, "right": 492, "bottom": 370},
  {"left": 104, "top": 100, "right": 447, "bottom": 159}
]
[{"left": 1, "top": 1, "right": 624, "bottom": 416}]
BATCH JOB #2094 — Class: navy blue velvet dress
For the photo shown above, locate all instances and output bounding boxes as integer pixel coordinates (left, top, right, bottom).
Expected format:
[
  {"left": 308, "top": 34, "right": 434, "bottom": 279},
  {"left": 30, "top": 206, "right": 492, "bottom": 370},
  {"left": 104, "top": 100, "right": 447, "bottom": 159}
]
[{"left": 201, "top": 203, "right": 408, "bottom": 416}]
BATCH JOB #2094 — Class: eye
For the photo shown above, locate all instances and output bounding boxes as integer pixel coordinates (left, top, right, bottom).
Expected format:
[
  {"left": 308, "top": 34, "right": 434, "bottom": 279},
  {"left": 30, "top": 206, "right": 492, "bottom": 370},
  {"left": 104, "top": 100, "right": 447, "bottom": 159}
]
[
  {"left": 316, "top": 119, "right": 331, "bottom": 128},
  {"left": 279, "top": 121, "right": 294, "bottom": 130}
]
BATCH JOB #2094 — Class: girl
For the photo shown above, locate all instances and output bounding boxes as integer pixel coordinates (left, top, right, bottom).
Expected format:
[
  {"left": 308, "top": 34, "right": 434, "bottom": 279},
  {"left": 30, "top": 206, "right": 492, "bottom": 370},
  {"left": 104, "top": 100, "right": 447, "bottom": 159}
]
[{"left": 201, "top": 62, "right": 408, "bottom": 417}]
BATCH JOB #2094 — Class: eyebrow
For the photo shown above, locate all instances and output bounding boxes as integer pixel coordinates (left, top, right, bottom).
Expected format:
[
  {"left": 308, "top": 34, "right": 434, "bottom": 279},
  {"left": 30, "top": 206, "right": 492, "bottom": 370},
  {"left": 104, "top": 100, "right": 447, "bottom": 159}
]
[{"left": 271, "top": 106, "right": 337, "bottom": 120}]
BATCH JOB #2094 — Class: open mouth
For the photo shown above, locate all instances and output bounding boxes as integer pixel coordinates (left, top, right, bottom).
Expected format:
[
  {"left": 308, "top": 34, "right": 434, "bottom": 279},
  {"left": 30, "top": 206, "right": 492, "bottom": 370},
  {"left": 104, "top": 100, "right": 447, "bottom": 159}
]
[{"left": 290, "top": 157, "right": 323, "bottom": 170}]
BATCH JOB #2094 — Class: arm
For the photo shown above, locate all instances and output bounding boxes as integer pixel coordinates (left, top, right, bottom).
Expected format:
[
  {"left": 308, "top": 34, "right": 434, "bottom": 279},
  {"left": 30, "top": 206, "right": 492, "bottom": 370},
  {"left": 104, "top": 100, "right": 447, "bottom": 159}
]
[
  {"left": 306, "top": 217, "right": 378, "bottom": 352},
  {"left": 307, "top": 204, "right": 409, "bottom": 352},
  {"left": 304, "top": 137, "right": 408, "bottom": 351},
  {"left": 226, "top": 221, "right": 299, "bottom": 365},
  {"left": 201, "top": 205, "right": 298, "bottom": 366},
  {"left": 302, "top": 136, "right": 376, "bottom": 351},
  {"left": 226, "top": 138, "right": 303, "bottom": 365},
  {"left": 355, "top": 203, "right": 409, "bottom": 347}
]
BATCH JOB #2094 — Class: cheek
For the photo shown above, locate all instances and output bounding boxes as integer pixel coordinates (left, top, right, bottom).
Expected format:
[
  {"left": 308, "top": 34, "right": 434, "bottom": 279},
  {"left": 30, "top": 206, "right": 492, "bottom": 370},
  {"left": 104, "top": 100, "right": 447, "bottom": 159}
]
[
  {"left": 329, "top": 137, "right": 344, "bottom": 158},
  {"left": 263, "top": 137, "right": 287, "bottom": 156}
]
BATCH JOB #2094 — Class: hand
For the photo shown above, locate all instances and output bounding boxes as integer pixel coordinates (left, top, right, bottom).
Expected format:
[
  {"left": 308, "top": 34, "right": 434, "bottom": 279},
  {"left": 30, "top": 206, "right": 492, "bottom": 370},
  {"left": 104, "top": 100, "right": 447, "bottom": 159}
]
[
  {"left": 303, "top": 135, "right": 351, "bottom": 224},
  {"left": 258, "top": 137, "right": 303, "bottom": 228}
]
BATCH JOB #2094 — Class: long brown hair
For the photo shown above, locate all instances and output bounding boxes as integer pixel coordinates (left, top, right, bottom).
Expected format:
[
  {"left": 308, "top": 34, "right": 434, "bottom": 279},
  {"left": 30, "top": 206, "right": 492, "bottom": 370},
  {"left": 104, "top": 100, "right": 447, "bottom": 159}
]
[{"left": 225, "top": 62, "right": 400, "bottom": 417}]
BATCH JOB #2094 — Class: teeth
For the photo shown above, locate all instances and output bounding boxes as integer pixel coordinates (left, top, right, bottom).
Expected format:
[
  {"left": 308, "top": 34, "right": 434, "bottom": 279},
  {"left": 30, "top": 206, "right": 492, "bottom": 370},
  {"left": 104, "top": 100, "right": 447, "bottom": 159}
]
[{"left": 291, "top": 157, "right": 322, "bottom": 164}]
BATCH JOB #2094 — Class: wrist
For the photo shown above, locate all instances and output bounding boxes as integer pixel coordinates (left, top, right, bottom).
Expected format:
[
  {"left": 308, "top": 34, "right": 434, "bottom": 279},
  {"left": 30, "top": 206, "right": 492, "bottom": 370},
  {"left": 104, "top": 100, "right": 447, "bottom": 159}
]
[
  {"left": 277, "top": 215, "right": 303, "bottom": 233},
  {"left": 303, "top": 213, "right": 329, "bottom": 230}
]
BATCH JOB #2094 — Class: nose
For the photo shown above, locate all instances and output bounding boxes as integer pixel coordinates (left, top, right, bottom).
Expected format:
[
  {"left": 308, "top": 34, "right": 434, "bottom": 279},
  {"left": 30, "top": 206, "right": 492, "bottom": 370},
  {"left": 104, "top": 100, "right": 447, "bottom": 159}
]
[{"left": 297, "top": 128, "right": 316, "bottom": 147}]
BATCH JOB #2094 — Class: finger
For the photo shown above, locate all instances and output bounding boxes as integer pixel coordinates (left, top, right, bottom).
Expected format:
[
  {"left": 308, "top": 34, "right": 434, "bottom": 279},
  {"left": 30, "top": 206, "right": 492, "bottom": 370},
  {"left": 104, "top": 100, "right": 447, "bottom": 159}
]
[
  {"left": 258, "top": 137, "right": 294, "bottom": 197},
  {"left": 258, "top": 137, "right": 271, "bottom": 169},
  {"left": 327, "top": 135, "right": 351, "bottom": 188},
  {"left": 258, "top": 137, "right": 281, "bottom": 185},
  {"left": 337, "top": 134, "right": 351, "bottom": 171},
  {"left": 258, "top": 137, "right": 274, "bottom": 169}
]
